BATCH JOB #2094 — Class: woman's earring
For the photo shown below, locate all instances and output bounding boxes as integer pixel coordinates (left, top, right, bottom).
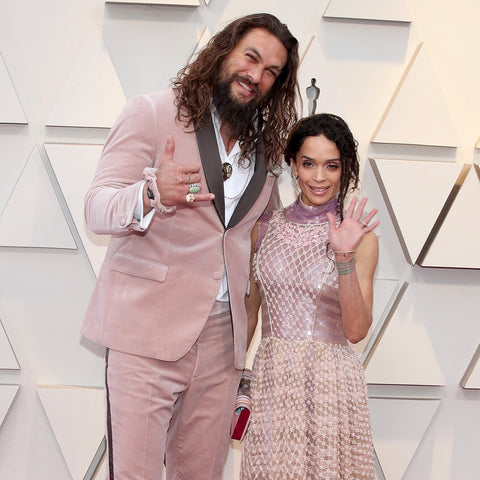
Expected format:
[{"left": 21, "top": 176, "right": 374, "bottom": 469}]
[{"left": 291, "top": 173, "right": 300, "bottom": 196}]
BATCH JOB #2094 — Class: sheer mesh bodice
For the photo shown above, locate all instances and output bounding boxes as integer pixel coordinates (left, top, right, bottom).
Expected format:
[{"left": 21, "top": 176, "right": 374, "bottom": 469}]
[
  {"left": 240, "top": 199, "right": 375, "bottom": 480},
  {"left": 255, "top": 209, "right": 348, "bottom": 345}
]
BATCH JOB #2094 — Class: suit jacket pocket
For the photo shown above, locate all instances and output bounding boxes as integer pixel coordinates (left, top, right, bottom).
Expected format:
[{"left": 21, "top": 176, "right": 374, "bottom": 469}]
[{"left": 110, "top": 252, "right": 169, "bottom": 282}]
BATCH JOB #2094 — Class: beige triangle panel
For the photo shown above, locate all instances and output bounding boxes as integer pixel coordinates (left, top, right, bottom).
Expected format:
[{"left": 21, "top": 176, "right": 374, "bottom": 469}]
[
  {"left": 0, "top": 52, "right": 27, "bottom": 124},
  {"left": 0, "top": 146, "right": 77, "bottom": 249},
  {"left": 298, "top": 36, "right": 347, "bottom": 119},
  {"left": 188, "top": 27, "right": 211, "bottom": 64},
  {"left": 362, "top": 281, "right": 408, "bottom": 365},
  {"left": 46, "top": 26, "right": 126, "bottom": 128},
  {"left": 84, "top": 437, "right": 106, "bottom": 480},
  {"left": 323, "top": 0, "right": 411, "bottom": 22},
  {"left": 45, "top": 143, "right": 109, "bottom": 277},
  {"left": 352, "top": 279, "right": 401, "bottom": 357},
  {"left": 371, "top": 43, "right": 460, "bottom": 147},
  {"left": 461, "top": 344, "right": 480, "bottom": 389},
  {"left": 0, "top": 318, "right": 20, "bottom": 370},
  {"left": 421, "top": 165, "right": 480, "bottom": 268},
  {"left": 0, "top": 142, "right": 29, "bottom": 217},
  {"left": 36, "top": 385, "right": 105, "bottom": 480},
  {"left": 0, "top": 385, "right": 20, "bottom": 431},
  {"left": 365, "top": 283, "right": 445, "bottom": 386},
  {"left": 369, "top": 397, "right": 441, "bottom": 480},
  {"left": 370, "top": 158, "right": 464, "bottom": 265}
]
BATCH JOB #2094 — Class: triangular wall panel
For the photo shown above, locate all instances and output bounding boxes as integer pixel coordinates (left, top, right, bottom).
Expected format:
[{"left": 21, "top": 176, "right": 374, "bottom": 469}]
[
  {"left": 0, "top": 146, "right": 77, "bottom": 249},
  {"left": 93, "top": 457, "right": 107, "bottom": 480},
  {"left": 84, "top": 437, "right": 107, "bottom": 480},
  {"left": 371, "top": 43, "right": 460, "bottom": 147},
  {"left": 351, "top": 279, "right": 399, "bottom": 356},
  {"left": 0, "top": 52, "right": 27, "bottom": 124},
  {"left": 461, "top": 344, "right": 480, "bottom": 389},
  {"left": 0, "top": 142, "right": 29, "bottom": 216},
  {"left": 370, "top": 158, "right": 464, "bottom": 265},
  {"left": 45, "top": 143, "right": 109, "bottom": 276},
  {"left": 362, "top": 282, "right": 408, "bottom": 369},
  {"left": 46, "top": 27, "right": 126, "bottom": 128},
  {"left": 369, "top": 397, "right": 441, "bottom": 480},
  {"left": 298, "top": 36, "right": 347, "bottom": 119},
  {"left": 188, "top": 27, "right": 211, "bottom": 64},
  {"left": 37, "top": 385, "right": 105, "bottom": 480},
  {"left": 323, "top": 0, "right": 411, "bottom": 22},
  {"left": 0, "top": 385, "right": 19, "bottom": 430},
  {"left": 0, "top": 318, "right": 20, "bottom": 369},
  {"left": 365, "top": 284, "right": 445, "bottom": 386},
  {"left": 421, "top": 165, "right": 480, "bottom": 268}
]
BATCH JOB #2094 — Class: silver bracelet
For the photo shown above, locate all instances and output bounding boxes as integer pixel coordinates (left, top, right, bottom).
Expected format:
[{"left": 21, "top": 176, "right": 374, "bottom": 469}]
[{"left": 337, "top": 256, "right": 355, "bottom": 275}]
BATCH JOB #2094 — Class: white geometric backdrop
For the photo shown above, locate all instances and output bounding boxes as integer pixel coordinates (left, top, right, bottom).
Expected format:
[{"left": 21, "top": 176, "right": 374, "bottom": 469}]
[{"left": 1, "top": 0, "right": 480, "bottom": 479}]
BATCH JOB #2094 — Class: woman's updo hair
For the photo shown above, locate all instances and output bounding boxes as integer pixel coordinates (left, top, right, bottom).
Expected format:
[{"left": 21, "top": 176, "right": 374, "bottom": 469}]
[{"left": 284, "top": 113, "right": 360, "bottom": 217}]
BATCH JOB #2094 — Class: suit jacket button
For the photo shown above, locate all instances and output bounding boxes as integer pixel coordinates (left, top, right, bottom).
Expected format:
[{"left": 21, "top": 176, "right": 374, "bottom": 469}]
[{"left": 213, "top": 271, "right": 222, "bottom": 280}]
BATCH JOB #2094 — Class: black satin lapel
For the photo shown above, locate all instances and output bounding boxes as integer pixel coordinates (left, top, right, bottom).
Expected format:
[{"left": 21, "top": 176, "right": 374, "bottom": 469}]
[
  {"left": 227, "top": 137, "right": 267, "bottom": 229},
  {"left": 195, "top": 114, "right": 225, "bottom": 226}
]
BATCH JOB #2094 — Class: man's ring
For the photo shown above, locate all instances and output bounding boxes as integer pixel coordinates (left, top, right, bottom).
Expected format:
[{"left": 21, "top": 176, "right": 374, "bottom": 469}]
[
  {"left": 186, "top": 193, "right": 195, "bottom": 203},
  {"left": 188, "top": 183, "right": 200, "bottom": 194}
]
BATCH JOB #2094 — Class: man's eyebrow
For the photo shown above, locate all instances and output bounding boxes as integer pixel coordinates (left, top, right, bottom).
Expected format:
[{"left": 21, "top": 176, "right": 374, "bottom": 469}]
[{"left": 246, "top": 47, "right": 283, "bottom": 72}]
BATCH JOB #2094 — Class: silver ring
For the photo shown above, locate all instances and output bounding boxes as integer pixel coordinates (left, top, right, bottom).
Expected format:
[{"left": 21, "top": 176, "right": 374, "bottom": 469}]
[
  {"left": 188, "top": 183, "right": 200, "bottom": 194},
  {"left": 186, "top": 193, "right": 195, "bottom": 203}
]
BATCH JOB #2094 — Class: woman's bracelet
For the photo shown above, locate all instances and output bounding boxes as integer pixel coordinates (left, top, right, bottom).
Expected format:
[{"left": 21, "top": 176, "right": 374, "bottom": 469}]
[
  {"left": 336, "top": 256, "right": 356, "bottom": 275},
  {"left": 333, "top": 250, "right": 355, "bottom": 257}
]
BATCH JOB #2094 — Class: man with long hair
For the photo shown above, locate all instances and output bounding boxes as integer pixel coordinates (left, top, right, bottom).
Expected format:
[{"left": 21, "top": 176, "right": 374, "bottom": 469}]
[{"left": 81, "top": 13, "right": 299, "bottom": 480}]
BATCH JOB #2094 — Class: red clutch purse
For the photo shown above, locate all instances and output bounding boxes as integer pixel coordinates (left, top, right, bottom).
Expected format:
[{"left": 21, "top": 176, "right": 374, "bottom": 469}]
[{"left": 230, "top": 369, "right": 252, "bottom": 442}]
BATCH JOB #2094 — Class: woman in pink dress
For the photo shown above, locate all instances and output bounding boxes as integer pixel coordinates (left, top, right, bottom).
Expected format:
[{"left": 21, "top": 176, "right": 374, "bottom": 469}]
[{"left": 240, "top": 113, "right": 379, "bottom": 479}]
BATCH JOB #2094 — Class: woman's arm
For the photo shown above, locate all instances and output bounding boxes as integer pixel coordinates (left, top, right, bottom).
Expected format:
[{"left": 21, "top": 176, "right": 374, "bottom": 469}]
[
  {"left": 336, "top": 232, "right": 378, "bottom": 343},
  {"left": 326, "top": 197, "right": 380, "bottom": 344}
]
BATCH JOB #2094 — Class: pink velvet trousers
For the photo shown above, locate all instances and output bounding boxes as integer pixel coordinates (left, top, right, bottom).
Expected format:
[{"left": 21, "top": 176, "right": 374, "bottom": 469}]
[{"left": 104, "top": 304, "right": 241, "bottom": 480}]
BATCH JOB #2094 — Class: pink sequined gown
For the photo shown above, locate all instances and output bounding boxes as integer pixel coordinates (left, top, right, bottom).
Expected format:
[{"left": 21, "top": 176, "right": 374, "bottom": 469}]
[{"left": 240, "top": 198, "right": 375, "bottom": 480}]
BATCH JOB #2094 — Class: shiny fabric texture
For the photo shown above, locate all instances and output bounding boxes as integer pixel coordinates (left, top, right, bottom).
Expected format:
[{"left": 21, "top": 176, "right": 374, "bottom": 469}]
[{"left": 240, "top": 198, "right": 375, "bottom": 480}]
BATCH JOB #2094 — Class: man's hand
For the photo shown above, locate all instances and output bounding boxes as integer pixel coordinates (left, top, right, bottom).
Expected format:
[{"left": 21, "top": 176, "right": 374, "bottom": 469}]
[{"left": 155, "top": 135, "right": 215, "bottom": 206}]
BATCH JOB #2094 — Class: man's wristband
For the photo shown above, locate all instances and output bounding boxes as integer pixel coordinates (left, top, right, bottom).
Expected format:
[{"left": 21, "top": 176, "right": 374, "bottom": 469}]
[{"left": 143, "top": 167, "right": 176, "bottom": 214}]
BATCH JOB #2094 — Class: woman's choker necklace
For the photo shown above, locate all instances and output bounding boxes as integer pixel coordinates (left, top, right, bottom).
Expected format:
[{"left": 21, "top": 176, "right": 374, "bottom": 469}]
[{"left": 284, "top": 196, "right": 339, "bottom": 224}]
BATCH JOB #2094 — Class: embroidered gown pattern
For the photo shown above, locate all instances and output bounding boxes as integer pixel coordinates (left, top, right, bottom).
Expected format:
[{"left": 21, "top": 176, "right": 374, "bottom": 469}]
[{"left": 240, "top": 199, "right": 375, "bottom": 480}]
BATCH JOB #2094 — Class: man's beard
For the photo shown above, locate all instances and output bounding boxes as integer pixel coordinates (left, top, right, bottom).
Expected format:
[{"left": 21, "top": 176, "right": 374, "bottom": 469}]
[{"left": 212, "top": 74, "right": 261, "bottom": 138}]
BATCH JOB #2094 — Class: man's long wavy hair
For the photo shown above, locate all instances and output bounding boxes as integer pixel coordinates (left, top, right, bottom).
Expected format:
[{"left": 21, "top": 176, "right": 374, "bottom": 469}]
[{"left": 172, "top": 13, "right": 300, "bottom": 173}]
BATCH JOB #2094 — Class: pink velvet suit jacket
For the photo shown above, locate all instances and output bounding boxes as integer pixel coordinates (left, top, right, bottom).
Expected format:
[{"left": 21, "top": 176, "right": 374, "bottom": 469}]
[{"left": 80, "top": 89, "right": 279, "bottom": 369}]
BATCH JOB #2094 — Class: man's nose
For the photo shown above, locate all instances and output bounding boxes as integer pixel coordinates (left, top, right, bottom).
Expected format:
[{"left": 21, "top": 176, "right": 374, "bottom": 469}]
[{"left": 248, "top": 65, "right": 262, "bottom": 84}]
